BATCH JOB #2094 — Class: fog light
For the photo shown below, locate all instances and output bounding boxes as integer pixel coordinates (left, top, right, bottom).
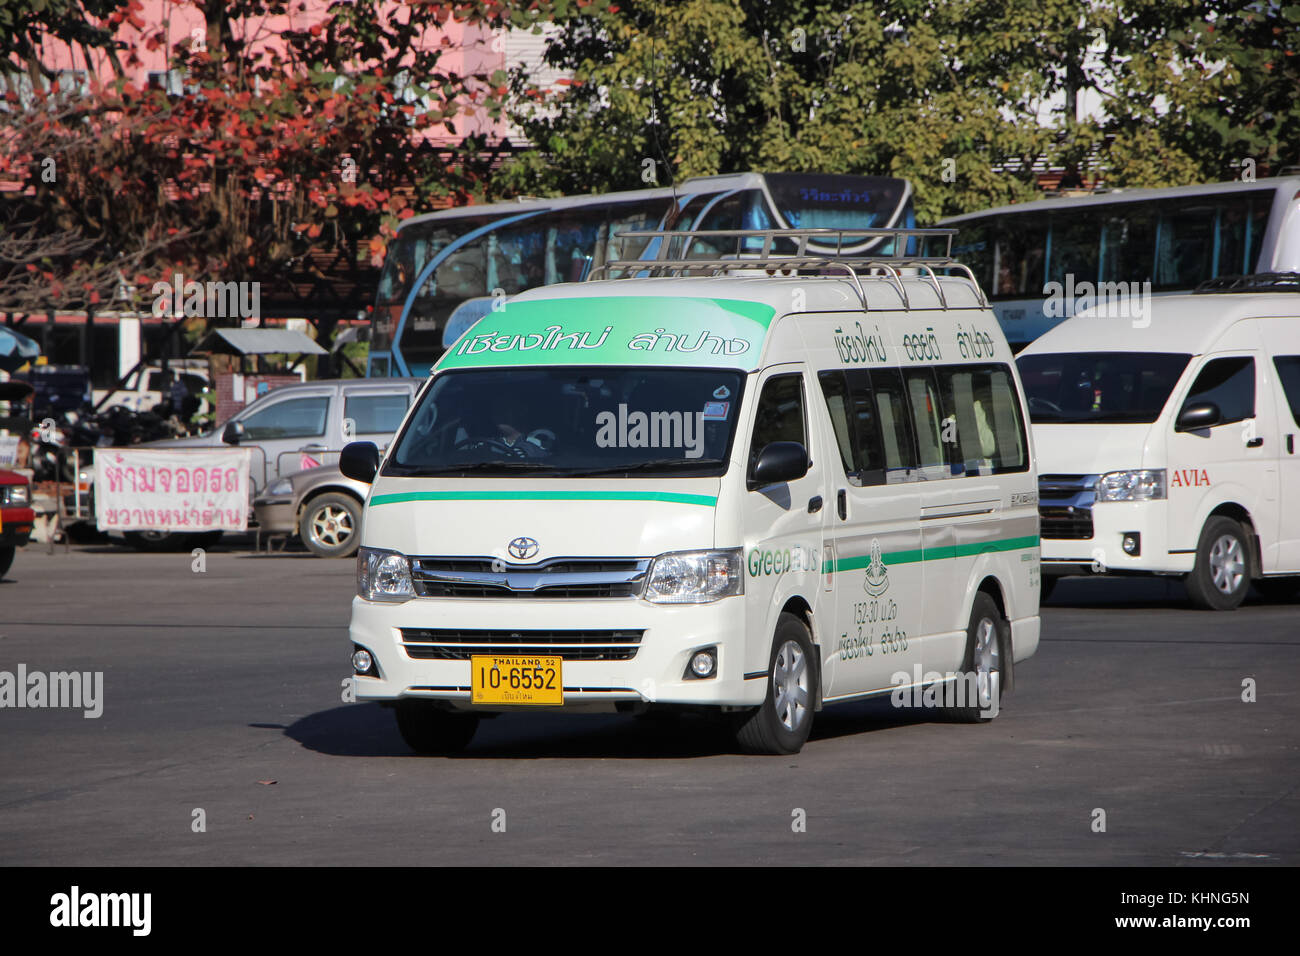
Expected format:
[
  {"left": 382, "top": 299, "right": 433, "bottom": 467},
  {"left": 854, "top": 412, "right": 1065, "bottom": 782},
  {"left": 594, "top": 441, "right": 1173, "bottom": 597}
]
[
  {"left": 352, "top": 648, "right": 374, "bottom": 675},
  {"left": 1122, "top": 532, "right": 1140, "bottom": 556},
  {"left": 688, "top": 649, "right": 717, "bottom": 679}
]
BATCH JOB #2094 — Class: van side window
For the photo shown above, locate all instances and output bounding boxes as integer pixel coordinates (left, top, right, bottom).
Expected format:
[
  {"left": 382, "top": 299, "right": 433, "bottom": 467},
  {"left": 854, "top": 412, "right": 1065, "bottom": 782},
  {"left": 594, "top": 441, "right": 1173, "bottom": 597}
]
[
  {"left": 749, "top": 374, "right": 806, "bottom": 470},
  {"left": 817, "top": 370, "right": 885, "bottom": 486},
  {"left": 1274, "top": 357, "right": 1300, "bottom": 426},
  {"left": 903, "top": 368, "right": 949, "bottom": 478},
  {"left": 935, "top": 364, "right": 1028, "bottom": 475},
  {"left": 868, "top": 368, "right": 918, "bottom": 482},
  {"left": 1183, "top": 357, "right": 1255, "bottom": 425}
]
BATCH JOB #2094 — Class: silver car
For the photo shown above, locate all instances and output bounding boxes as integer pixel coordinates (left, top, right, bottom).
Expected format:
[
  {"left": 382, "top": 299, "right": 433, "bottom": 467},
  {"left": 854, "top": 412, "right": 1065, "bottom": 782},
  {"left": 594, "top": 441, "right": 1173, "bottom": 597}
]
[{"left": 254, "top": 463, "right": 370, "bottom": 558}]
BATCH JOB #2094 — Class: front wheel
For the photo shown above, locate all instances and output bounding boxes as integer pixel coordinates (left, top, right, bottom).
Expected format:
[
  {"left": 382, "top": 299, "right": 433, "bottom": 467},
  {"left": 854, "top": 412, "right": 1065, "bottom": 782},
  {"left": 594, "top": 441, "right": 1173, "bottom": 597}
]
[
  {"left": 394, "top": 701, "right": 479, "bottom": 755},
  {"left": 733, "top": 612, "right": 817, "bottom": 755},
  {"left": 1185, "top": 517, "right": 1251, "bottom": 611}
]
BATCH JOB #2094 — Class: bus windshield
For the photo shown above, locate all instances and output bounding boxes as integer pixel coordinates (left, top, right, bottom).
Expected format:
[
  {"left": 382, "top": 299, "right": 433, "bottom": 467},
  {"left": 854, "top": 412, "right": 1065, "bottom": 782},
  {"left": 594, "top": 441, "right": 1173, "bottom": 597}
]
[
  {"left": 1017, "top": 352, "right": 1191, "bottom": 424},
  {"left": 386, "top": 366, "right": 746, "bottom": 478}
]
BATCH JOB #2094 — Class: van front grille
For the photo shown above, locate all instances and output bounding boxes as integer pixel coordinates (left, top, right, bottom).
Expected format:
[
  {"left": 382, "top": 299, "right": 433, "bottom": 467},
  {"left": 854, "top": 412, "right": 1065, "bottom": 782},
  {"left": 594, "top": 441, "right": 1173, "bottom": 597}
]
[
  {"left": 1038, "top": 474, "right": 1096, "bottom": 540},
  {"left": 400, "top": 628, "right": 644, "bottom": 662},
  {"left": 410, "top": 556, "right": 649, "bottom": 599}
]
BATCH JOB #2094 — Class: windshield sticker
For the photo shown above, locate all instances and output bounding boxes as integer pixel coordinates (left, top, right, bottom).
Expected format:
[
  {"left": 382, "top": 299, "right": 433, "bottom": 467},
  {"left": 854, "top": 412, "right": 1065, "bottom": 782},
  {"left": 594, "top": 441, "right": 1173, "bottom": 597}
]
[
  {"left": 436, "top": 296, "right": 775, "bottom": 371},
  {"left": 702, "top": 401, "right": 729, "bottom": 421},
  {"left": 713, "top": 385, "right": 731, "bottom": 399}
]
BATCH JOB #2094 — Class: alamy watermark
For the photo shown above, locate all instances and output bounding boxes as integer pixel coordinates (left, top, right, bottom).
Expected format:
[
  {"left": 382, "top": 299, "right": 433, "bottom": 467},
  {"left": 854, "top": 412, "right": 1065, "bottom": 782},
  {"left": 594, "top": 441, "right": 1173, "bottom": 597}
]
[
  {"left": 594, "top": 405, "right": 708, "bottom": 459},
  {"left": 151, "top": 272, "right": 260, "bottom": 326},
  {"left": 0, "top": 664, "right": 103, "bottom": 718},
  {"left": 1043, "top": 275, "right": 1152, "bottom": 328},
  {"left": 890, "top": 664, "right": 999, "bottom": 717}
]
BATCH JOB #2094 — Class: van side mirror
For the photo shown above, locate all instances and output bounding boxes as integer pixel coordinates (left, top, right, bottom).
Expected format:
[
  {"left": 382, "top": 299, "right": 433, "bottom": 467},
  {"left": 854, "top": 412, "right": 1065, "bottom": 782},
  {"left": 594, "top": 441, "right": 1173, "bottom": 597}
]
[
  {"left": 340, "top": 441, "right": 381, "bottom": 484},
  {"left": 1176, "top": 401, "right": 1221, "bottom": 432},
  {"left": 749, "top": 441, "right": 810, "bottom": 489},
  {"left": 221, "top": 420, "right": 245, "bottom": 445}
]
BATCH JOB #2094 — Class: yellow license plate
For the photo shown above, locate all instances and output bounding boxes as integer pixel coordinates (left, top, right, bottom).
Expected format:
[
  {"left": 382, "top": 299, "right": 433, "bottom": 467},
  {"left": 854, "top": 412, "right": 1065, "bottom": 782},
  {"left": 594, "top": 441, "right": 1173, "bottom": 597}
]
[{"left": 471, "top": 655, "right": 563, "bottom": 706}]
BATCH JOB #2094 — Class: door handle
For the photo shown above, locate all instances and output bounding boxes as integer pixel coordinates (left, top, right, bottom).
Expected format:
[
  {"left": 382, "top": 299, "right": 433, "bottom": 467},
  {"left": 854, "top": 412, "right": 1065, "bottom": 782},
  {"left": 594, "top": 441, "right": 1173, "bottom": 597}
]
[
  {"left": 837, "top": 489, "right": 847, "bottom": 521},
  {"left": 807, "top": 496, "right": 823, "bottom": 514},
  {"left": 1246, "top": 437, "right": 1263, "bottom": 448},
  {"left": 1288, "top": 434, "right": 1294, "bottom": 455}
]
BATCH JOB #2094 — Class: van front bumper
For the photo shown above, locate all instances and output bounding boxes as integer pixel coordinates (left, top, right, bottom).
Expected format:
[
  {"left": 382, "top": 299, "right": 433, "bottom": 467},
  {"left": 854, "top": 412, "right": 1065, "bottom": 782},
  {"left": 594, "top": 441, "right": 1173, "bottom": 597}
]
[
  {"left": 1041, "top": 500, "right": 1191, "bottom": 574},
  {"left": 348, "top": 595, "right": 766, "bottom": 710}
]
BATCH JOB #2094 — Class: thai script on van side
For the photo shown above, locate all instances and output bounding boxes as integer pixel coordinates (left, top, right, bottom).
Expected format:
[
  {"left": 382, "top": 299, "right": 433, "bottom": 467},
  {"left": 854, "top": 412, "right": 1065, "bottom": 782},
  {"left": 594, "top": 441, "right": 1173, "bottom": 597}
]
[
  {"left": 955, "top": 323, "right": 997, "bottom": 359},
  {"left": 452, "top": 324, "right": 751, "bottom": 357},
  {"left": 833, "top": 321, "right": 888, "bottom": 364}
]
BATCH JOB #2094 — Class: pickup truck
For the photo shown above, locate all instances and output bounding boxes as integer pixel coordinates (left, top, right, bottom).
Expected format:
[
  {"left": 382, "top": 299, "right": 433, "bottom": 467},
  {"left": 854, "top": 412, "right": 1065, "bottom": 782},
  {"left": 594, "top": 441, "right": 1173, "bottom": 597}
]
[{"left": 0, "top": 469, "right": 34, "bottom": 579}]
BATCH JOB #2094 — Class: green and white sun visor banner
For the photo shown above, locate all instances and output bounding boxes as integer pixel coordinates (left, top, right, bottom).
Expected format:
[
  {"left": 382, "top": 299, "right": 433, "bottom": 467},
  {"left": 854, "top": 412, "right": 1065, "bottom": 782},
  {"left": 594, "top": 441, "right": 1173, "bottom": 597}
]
[{"left": 435, "top": 296, "right": 776, "bottom": 371}]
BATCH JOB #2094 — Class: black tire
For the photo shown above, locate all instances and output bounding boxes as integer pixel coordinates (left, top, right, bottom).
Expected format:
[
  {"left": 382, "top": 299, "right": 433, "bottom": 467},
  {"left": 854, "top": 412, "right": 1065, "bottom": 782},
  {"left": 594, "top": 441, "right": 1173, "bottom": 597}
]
[
  {"left": 124, "top": 530, "right": 222, "bottom": 552},
  {"left": 733, "top": 612, "right": 817, "bottom": 755},
  {"left": 1185, "top": 516, "right": 1251, "bottom": 611},
  {"left": 944, "top": 591, "right": 1008, "bottom": 724},
  {"left": 1039, "top": 575, "right": 1058, "bottom": 604},
  {"left": 299, "top": 492, "right": 363, "bottom": 558},
  {"left": 0, "top": 545, "right": 14, "bottom": 580},
  {"left": 1254, "top": 576, "right": 1300, "bottom": 603},
  {"left": 394, "top": 701, "right": 479, "bottom": 755}
]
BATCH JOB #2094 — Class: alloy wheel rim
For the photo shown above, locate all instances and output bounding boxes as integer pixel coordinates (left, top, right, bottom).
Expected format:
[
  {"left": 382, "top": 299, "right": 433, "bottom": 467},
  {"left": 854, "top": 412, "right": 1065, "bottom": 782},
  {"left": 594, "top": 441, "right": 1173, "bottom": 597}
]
[
  {"left": 973, "top": 618, "right": 999, "bottom": 709},
  {"left": 310, "top": 505, "right": 353, "bottom": 548},
  {"left": 772, "top": 640, "right": 810, "bottom": 733},
  {"left": 1209, "top": 534, "right": 1245, "bottom": 595}
]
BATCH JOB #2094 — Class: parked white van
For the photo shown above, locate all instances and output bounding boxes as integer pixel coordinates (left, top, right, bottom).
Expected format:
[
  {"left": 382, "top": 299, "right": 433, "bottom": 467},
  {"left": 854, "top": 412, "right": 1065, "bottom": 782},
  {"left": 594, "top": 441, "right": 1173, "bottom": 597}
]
[
  {"left": 340, "top": 230, "right": 1042, "bottom": 754},
  {"left": 1018, "top": 274, "right": 1300, "bottom": 610}
]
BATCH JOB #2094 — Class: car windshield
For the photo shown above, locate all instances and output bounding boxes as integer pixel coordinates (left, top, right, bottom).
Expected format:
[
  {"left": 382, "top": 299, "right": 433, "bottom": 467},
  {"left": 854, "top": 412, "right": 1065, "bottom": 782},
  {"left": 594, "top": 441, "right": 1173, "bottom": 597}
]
[
  {"left": 1016, "top": 351, "right": 1191, "bottom": 424},
  {"left": 386, "top": 366, "right": 746, "bottom": 477}
]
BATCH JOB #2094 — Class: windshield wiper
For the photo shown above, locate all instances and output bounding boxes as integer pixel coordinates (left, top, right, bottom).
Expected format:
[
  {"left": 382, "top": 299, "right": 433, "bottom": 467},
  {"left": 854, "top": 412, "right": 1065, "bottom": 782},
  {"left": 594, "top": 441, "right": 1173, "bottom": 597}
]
[
  {"left": 399, "top": 461, "right": 558, "bottom": 476},
  {"left": 565, "top": 458, "right": 724, "bottom": 477}
]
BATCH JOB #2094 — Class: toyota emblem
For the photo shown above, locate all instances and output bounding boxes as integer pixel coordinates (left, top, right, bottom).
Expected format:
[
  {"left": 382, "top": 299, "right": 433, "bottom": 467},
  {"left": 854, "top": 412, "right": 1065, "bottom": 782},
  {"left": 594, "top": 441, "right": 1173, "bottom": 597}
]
[{"left": 508, "top": 536, "right": 539, "bottom": 560}]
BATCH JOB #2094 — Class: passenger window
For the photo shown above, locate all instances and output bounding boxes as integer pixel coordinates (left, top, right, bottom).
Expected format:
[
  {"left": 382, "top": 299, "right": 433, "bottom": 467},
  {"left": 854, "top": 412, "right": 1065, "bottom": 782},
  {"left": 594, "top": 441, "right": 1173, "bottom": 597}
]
[
  {"left": 1182, "top": 357, "right": 1255, "bottom": 425},
  {"left": 867, "top": 368, "right": 917, "bottom": 482},
  {"left": 936, "top": 365, "right": 1028, "bottom": 475},
  {"left": 239, "top": 396, "right": 329, "bottom": 441},
  {"left": 1273, "top": 357, "right": 1300, "bottom": 427},
  {"left": 817, "top": 370, "right": 885, "bottom": 486},
  {"left": 904, "top": 368, "right": 949, "bottom": 478},
  {"left": 345, "top": 393, "right": 411, "bottom": 435},
  {"left": 749, "top": 374, "right": 806, "bottom": 470}
]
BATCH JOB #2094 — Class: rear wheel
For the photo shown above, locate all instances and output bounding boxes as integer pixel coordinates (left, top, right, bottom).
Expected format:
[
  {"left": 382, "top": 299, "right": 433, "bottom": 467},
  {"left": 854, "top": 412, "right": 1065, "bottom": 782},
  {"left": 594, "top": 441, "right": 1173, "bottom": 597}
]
[
  {"left": 299, "top": 492, "right": 362, "bottom": 558},
  {"left": 394, "top": 701, "right": 479, "bottom": 755},
  {"left": 944, "top": 592, "right": 1008, "bottom": 723},
  {"left": 733, "top": 612, "right": 817, "bottom": 755},
  {"left": 1185, "top": 517, "right": 1251, "bottom": 611}
]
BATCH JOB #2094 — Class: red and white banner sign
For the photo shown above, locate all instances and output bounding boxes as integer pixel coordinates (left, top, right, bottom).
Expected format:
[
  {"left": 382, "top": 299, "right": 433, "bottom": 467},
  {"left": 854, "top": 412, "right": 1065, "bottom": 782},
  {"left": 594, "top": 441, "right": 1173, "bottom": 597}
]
[{"left": 94, "top": 448, "right": 253, "bottom": 532}]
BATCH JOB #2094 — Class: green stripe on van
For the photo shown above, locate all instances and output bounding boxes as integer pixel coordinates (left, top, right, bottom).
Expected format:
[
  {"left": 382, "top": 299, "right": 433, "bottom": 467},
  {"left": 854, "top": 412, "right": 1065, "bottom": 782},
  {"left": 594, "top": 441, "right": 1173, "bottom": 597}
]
[
  {"left": 831, "top": 535, "right": 1038, "bottom": 571},
  {"left": 370, "top": 490, "right": 718, "bottom": 508}
]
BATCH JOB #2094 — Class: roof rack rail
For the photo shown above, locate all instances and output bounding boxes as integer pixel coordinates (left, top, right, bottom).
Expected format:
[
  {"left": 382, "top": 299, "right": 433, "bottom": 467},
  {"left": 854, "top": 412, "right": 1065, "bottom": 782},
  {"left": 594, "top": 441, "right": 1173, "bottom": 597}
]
[
  {"left": 586, "top": 228, "right": 985, "bottom": 310},
  {"left": 1194, "top": 272, "right": 1300, "bottom": 294}
]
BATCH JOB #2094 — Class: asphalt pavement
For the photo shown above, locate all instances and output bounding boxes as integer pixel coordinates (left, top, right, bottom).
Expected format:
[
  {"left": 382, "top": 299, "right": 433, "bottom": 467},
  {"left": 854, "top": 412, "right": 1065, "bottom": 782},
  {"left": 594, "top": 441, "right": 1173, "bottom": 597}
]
[{"left": 1, "top": 543, "right": 1296, "bottom": 865}]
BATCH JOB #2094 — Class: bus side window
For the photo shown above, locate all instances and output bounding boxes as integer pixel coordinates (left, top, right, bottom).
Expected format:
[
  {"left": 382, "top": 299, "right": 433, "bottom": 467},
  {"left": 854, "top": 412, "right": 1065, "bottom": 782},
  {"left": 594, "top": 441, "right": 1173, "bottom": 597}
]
[
  {"left": 817, "top": 370, "right": 885, "bottom": 486},
  {"left": 903, "top": 368, "right": 948, "bottom": 479},
  {"left": 864, "top": 367, "right": 917, "bottom": 482},
  {"left": 936, "top": 364, "right": 1028, "bottom": 475},
  {"left": 749, "top": 374, "right": 806, "bottom": 473}
]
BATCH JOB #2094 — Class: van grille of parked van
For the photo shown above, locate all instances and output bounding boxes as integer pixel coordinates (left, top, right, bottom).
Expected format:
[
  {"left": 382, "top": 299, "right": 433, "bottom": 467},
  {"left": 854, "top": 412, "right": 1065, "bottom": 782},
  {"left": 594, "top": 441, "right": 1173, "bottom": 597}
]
[
  {"left": 399, "top": 628, "right": 644, "bottom": 661},
  {"left": 1038, "top": 474, "right": 1096, "bottom": 539},
  {"left": 410, "top": 557, "right": 649, "bottom": 599}
]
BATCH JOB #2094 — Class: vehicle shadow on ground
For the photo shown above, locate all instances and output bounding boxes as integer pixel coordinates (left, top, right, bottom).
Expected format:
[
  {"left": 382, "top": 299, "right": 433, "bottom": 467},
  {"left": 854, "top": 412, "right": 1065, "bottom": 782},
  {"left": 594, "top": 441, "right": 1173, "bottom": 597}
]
[
  {"left": 281, "top": 697, "right": 930, "bottom": 759},
  {"left": 1046, "top": 576, "right": 1298, "bottom": 611}
]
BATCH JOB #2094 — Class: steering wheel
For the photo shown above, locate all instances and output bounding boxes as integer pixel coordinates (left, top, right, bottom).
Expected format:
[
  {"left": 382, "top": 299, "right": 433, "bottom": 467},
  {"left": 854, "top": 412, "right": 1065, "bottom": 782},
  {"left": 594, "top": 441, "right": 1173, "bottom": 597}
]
[
  {"left": 526, "top": 428, "right": 556, "bottom": 450},
  {"left": 453, "top": 436, "right": 526, "bottom": 458},
  {"left": 1028, "top": 397, "right": 1064, "bottom": 414}
]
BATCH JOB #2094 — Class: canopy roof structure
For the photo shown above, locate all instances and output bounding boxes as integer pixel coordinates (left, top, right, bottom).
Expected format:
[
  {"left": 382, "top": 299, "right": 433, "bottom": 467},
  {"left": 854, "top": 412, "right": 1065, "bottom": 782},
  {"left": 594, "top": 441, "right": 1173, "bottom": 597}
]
[{"left": 191, "top": 328, "right": 326, "bottom": 357}]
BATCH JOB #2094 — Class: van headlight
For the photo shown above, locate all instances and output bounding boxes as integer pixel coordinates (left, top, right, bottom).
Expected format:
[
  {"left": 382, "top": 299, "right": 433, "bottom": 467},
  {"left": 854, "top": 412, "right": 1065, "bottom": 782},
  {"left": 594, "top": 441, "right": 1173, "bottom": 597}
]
[
  {"left": 357, "top": 547, "right": 415, "bottom": 602},
  {"left": 644, "top": 549, "right": 744, "bottom": 604},
  {"left": 1095, "top": 469, "right": 1166, "bottom": 502}
]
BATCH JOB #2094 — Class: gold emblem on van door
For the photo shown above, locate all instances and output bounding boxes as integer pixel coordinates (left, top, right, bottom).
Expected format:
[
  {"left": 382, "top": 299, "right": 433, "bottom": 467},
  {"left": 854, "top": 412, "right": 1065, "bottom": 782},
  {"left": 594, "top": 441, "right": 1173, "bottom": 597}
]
[{"left": 863, "top": 538, "right": 890, "bottom": 597}]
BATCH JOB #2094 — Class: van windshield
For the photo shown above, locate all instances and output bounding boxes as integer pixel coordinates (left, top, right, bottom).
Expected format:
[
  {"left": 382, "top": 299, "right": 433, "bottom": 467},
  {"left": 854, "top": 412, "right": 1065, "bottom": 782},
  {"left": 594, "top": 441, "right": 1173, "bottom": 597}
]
[
  {"left": 1016, "top": 352, "right": 1191, "bottom": 424},
  {"left": 386, "top": 366, "right": 745, "bottom": 478}
]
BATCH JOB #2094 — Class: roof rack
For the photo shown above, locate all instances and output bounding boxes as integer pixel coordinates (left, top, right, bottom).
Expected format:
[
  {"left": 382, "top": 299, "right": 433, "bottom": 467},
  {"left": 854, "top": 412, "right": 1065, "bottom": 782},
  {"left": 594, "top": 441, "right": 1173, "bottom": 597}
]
[
  {"left": 1194, "top": 272, "right": 1300, "bottom": 294},
  {"left": 586, "top": 228, "right": 987, "bottom": 310}
]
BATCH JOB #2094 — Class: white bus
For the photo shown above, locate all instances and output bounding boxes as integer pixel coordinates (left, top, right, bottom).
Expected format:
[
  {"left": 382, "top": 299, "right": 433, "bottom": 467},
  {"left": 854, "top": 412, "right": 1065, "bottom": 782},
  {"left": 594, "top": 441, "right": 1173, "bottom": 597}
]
[{"left": 939, "top": 177, "right": 1300, "bottom": 349}]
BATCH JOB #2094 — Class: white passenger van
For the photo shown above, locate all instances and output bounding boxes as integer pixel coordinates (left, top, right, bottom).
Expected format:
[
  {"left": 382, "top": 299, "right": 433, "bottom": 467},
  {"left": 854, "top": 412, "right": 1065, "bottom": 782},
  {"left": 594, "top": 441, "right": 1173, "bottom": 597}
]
[
  {"left": 1018, "top": 274, "right": 1300, "bottom": 610},
  {"left": 340, "top": 229, "right": 1041, "bottom": 754}
]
